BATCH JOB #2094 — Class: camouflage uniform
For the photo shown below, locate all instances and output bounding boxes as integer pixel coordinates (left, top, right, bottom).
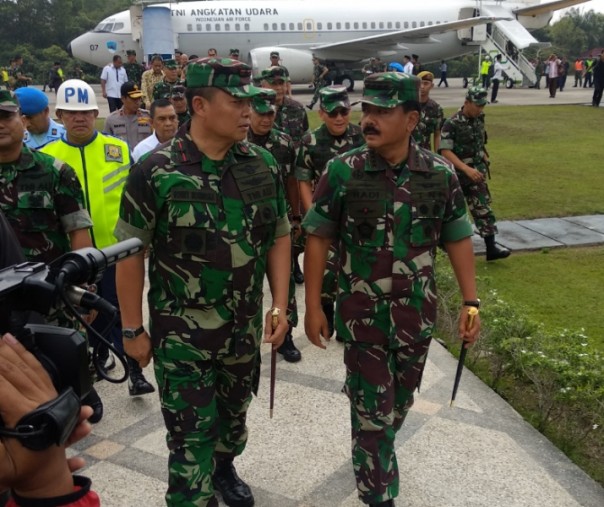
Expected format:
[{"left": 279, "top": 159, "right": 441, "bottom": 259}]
[
  {"left": 296, "top": 116, "right": 363, "bottom": 305},
  {"left": 274, "top": 96, "right": 309, "bottom": 146},
  {"left": 439, "top": 104, "right": 497, "bottom": 237},
  {"left": 413, "top": 98, "right": 444, "bottom": 151},
  {"left": 0, "top": 145, "right": 91, "bottom": 265},
  {"left": 115, "top": 59, "right": 290, "bottom": 507},
  {"left": 123, "top": 62, "right": 145, "bottom": 88},
  {"left": 153, "top": 79, "right": 182, "bottom": 101},
  {"left": 309, "top": 59, "right": 330, "bottom": 108},
  {"left": 303, "top": 73, "right": 473, "bottom": 505}
]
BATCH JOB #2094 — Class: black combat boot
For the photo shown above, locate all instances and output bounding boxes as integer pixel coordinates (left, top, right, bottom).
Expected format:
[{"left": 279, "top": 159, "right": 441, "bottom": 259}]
[
  {"left": 212, "top": 459, "right": 255, "bottom": 507},
  {"left": 277, "top": 325, "right": 301, "bottom": 362},
  {"left": 484, "top": 235, "right": 511, "bottom": 261},
  {"left": 369, "top": 500, "right": 394, "bottom": 507},
  {"left": 322, "top": 303, "right": 334, "bottom": 338},
  {"left": 293, "top": 255, "right": 304, "bottom": 284},
  {"left": 127, "top": 357, "right": 156, "bottom": 396},
  {"left": 82, "top": 386, "right": 103, "bottom": 424}
]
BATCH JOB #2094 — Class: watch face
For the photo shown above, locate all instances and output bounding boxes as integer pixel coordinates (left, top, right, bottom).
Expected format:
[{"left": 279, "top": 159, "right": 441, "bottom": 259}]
[{"left": 123, "top": 330, "right": 135, "bottom": 339}]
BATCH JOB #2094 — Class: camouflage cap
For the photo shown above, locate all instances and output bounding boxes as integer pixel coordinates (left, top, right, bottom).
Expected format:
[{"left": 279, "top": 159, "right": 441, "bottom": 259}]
[
  {"left": 163, "top": 59, "right": 178, "bottom": 69},
  {"left": 270, "top": 51, "right": 280, "bottom": 58},
  {"left": 170, "top": 84, "right": 186, "bottom": 98},
  {"left": 260, "top": 66, "right": 290, "bottom": 83},
  {"left": 251, "top": 89, "right": 277, "bottom": 114},
  {"left": 319, "top": 85, "right": 350, "bottom": 113},
  {"left": 361, "top": 72, "right": 420, "bottom": 108},
  {"left": 466, "top": 86, "right": 488, "bottom": 106},
  {"left": 186, "top": 57, "right": 263, "bottom": 99},
  {"left": 229, "top": 48, "right": 240, "bottom": 56},
  {"left": 0, "top": 90, "right": 19, "bottom": 113}
]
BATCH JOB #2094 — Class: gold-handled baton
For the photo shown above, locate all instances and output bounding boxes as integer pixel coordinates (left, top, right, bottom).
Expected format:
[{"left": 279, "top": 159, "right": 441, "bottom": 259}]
[
  {"left": 450, "top": 307, "right": 479, "bottom": 407},
  {"left": 269, "top": 307, "right": 279, "bottom": 419}
]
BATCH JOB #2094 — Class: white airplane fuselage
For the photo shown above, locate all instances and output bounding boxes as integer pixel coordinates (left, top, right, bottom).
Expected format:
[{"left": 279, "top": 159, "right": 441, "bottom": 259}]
[{"left": 67, "top": 0, "right": 561, "bottom": 83}]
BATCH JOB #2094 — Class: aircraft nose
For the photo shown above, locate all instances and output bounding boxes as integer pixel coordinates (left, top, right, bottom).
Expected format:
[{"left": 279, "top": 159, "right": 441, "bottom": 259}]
[{"left": 66, "top": 43, "right": 73, "bottom": 58}]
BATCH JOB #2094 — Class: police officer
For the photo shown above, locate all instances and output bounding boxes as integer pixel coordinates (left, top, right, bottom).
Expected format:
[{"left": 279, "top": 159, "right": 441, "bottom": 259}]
[
  {"left": 413, "top": 71, "right": 444, "bottom": 152},
  {"left": 261, "top": 66, "right": 309, "bottom": 283},
  {"left": 14, "top": 87, "right": 65, "bottom": 149},
  {"left": 41, "top": 80, "right": 156, "bottom": 397},
  {"left": 303, "top": 72, "right": 480, "bottom": 507},
  {"left": 296, "top": 86, "right": 363, "bottom": 339},
  {"left": 248, "top": 89, "right": 302, "bottom": 362},
  {"left": 307, "top": 56, "right": 330, "bottom": 110},
  {"left": 103, "top": 81, "right": 152, "bottom": 149},
  {"left": 123, "top": 49, "right": 145, "bottom": 88},
  {"left": 152, "top": 59, "right": 180, "bottom": 101},
  {"left": 115, "top": 57, "right": 291, "bottom": 507},
  {"left": 439, "top": 86, "right": 511, "bottom": 261}
]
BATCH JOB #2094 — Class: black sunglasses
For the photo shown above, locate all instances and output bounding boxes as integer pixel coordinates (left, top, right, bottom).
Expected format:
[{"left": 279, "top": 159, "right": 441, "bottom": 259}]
[{"left": 326, "top": 108, "right": 350, "bottom": 118}]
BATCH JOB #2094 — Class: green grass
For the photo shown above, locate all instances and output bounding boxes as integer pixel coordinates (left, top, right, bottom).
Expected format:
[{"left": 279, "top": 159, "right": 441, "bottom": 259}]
[{"left": 476, "top": 246, "right": 604, "bottom": 349}]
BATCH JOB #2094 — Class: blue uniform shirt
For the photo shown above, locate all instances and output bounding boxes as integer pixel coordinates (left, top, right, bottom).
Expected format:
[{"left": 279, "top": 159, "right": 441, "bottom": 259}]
[{"left": 24, "top": 118, "right": 66, "bottom": 149}]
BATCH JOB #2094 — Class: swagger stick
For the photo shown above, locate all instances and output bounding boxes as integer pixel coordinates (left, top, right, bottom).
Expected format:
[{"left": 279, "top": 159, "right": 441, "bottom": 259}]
[
  {"left": 450, "top": 306, "right": 479, "bottom": 407},
  {"left": 269, "top": 307, "right": 280, "bottom": 418}
]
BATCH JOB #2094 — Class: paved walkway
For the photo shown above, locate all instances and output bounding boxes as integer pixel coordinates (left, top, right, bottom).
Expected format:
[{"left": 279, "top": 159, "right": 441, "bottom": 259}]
[{"left": 72, "top": 215, "right": 604, "bottom": 506}]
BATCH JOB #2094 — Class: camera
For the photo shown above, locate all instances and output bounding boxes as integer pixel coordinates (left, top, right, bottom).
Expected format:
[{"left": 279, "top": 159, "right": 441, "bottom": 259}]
[{"left": 0, "top": 238, "right": 143, "bottom": 450}]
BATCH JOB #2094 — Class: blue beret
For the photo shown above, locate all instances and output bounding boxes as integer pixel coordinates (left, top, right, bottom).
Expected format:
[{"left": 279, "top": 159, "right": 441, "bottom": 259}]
[{"left": 14, "top": 88, "right": 49, "bottom": 115}]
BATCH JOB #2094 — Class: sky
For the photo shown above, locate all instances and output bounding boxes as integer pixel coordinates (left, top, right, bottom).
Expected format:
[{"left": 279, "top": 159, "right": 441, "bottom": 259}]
[{"left": 556, "top": 0, "right": 604, "bottom": 18}]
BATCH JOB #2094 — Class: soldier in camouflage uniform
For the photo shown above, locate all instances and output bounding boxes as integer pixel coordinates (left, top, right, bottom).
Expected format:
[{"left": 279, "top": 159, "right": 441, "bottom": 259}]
[
  {"left": 296, "top": 86, "right": 364, "bottom": 340},
  {"left": 169, "top": 84, "right": 191, "bottom": 127},
  {"left": 152, "top": 59, "right": 181, "bottom": 102},
  {"left": 115, "top": 58, "right": 291, "bottom": 507},
  {"left": 439, "top": 86, "right": 511, "bottom": 261},
  {"left": 123, "top": 50, "right": 145, "bottom": 88},
  {"left": 412, "top": 71, "right": 444, "bottom": 152},
  {"left": 303, "top": 73, "right": 481, "bottom": 507},
  {"left": 248, "top": 89, "right": 302, "bottom": 362},
  {"left": 261, "top": 65, "right": 309, "bottom": 283},
  {"left": 307, "top": 56, "right": 330, "bottom": 110}
]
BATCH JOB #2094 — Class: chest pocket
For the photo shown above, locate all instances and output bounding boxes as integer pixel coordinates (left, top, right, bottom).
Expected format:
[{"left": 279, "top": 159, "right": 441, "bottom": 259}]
[
  {"left": 410, "top": 170, "right": 447, "bottom": 247},
  {"left": 166, "top": 187, "right": 220, "bottom": 260},
  {"left": 345, "top": 182, "right": 388, "bottom": 248},
  {"left": 232, "top": 161, "right": 278, "bottom": 252},
  {"left": 15, "top": 174, "right": 57, "bottom": 232}
]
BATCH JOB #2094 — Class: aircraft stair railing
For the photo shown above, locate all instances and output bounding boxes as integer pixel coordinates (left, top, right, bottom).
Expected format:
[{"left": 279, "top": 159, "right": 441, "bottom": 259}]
[{"left": 483, "top": 26, "right": 536, "bottom": 87}]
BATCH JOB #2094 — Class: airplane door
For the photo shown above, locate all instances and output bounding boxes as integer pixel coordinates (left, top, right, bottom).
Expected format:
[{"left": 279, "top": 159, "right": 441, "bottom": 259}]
[
  {"left": 142, "top": 6, "right": 175, "bottom": 59},
  {"left": 457, "top": 7, "right": 486, "bottom": 43},
  {"left": 303, "top": 19, "right": 316, "bottom": 40}
]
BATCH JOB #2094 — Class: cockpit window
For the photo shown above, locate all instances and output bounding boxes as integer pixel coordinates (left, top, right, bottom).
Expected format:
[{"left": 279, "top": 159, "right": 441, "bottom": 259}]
[
  {"left": 113, "top": 22, "right": 124, "bottom": 31},
  {"left": 93, "top": 22, "right": 114, "bottom": 32}
]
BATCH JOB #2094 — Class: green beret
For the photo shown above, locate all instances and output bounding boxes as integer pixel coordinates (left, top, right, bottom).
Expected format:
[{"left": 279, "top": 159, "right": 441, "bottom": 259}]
[
  {"left": 186, "top": 57, "right": 262, "bottom": 99},
  {"left": 361, "top": 72, "right": 420, "bottom": 108}
]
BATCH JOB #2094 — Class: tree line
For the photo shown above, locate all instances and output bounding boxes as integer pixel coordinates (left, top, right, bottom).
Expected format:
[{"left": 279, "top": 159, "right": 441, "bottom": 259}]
[{"left": 1, "top": 1, "right": 603, "bottom": 84}]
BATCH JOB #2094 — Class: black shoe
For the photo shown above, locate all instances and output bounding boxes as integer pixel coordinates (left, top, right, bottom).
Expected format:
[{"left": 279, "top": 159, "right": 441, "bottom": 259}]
[
  {"left": 335, "top": 335, "right": 344, "bottom": 343},
  {"left": 212, "top": 460, "right": 254, "bottom": 507},
  {"left": 82, "top": 387, "right": 104, "bottom": 424},
  {"left": 127, "top": 357, "right": 156, "bottom": 396},
  {"left": 484, "top": 235, "right": 511, "bottom": 261},
  {"left": 306, "top": 103, "right": 314, "bottom": 110},
  {"left": 277, "top": 328, "right": 301, "bottom": 363},
  {"left": 322, "top": 303, "right": 335, "bottom": 338},
  {"left": 293, "top": 258, "right": 304, "bottom": 284},
  {"left": 369, "top": 500, "right": 394, "bottom": 507}
]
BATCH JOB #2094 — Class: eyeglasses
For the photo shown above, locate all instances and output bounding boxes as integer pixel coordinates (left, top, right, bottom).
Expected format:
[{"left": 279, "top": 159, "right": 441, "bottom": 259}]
[{"left": 326, "top": 108, "right": 350, "bottom": 118}]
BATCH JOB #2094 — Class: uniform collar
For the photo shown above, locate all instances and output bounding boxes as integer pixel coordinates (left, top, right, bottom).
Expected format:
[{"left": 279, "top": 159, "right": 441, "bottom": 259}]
[
  {"left": 366, "top": 139, "right": 429, "bottom": 174},
  {"left": 1, "top": 145, "right": 37, "bottom": 172},
  {"left": 60, "top": 130, "right": 99, "bottom": 148}
]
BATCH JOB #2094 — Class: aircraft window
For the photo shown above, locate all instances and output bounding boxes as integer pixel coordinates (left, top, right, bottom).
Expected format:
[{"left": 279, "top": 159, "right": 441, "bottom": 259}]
[
  {"left": 412, "top": 21, "right": 417, "bottom": 28},
  {"left": 206, "top": 24, "right": 212, "bottom": 31},
  {"left": 387, "top": 22, "right": 392, "bottom": 29},
  {"left": 317, "top": 22, "right": 322, "bottom": 30},
  {"left": 298, "top": 22, "right": 303, "bottom": 30},
  {"left": 289, "top": 22, "right": 294, "bottom": 30},
  {"left": 281, "top": 23, "right": 286, "bottom": 30},
  {"left": 245, "top": 23, "right": 250, "bottom": 31},
  {"left": 378, "top": 22, "right": 383, "bottom": 29},
  {"left": 264, "top": 23, "right": 269, "bottom": 30},
  {"left": 404, "top": 22, "right": 409, "bottom": 28},
  {"left": 336, "top": 22, "right": 341, "bottom": 29},
  {"left": 197, "top": 24, "right": 201, "bottom": 32},
  {"left": 235, "top": 23, "right": 240, "bottom": 31},
  {"left": 327, "top": 22, "right": 332, "bottom": 30},
  {"left": 354, "top": 22, "right": 359, "bottom": 29},
  {"left": 225, "top": 24, "right": 230, "bottom": 31},
  {"left": 396, "top": 21, "right": 400, "bottom": 29},
  {"left": 371, "top": 22, "right": 376, "bottom": 29},
  {"left": 420, "top": 21, "right": 425, "bottom": 27},
  {"left": 362, "top": 22, "right": 367, "bottom": 29},
  {"left": 273, "top": 23, "right": 278, "bottom": 30},
  {"left": 306, "top": 22, "right": 312, "bottom": 31},
  {"left": 345, "top": 22, "right": 350, "bottom": 29},
  {"left": 114, "top": 23, "right": 124, "bottom": 31},
  {"left": 187, "top": 24, "right": 192, "bottom": 32},
  {"left": 99, "top": 23, "right": 114, "bottom": 32},
  {"left": 428, "top": 21, "right": 433, "bottom": 26},
  {"left": 436, "top": 21, "right": 441, "bottom": 24},
  {"left": 215, "top": 24, "right": 221, "bottom": 31}
]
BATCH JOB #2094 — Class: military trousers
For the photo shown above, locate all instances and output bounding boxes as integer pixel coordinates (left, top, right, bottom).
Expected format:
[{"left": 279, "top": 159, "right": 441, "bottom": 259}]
[
  {"left": 459, "top": 166, "right": 498, "bottom": 237},
  {"left": 343, "top": 340, "right": 431, "bottom": 504},
  {"left": 154, "top": 342, "right": 258, "bottom": 506}
]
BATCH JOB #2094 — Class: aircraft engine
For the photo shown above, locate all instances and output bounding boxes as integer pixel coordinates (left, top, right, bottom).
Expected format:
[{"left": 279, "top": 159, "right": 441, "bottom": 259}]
[{"left": 249, "top": 47, "right": 314, "bottom": 83}]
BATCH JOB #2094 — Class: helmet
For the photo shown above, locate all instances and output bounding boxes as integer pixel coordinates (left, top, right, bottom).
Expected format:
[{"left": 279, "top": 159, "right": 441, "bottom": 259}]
[{"left": 55, "top": 79, "right": 98, "bottom": 112}]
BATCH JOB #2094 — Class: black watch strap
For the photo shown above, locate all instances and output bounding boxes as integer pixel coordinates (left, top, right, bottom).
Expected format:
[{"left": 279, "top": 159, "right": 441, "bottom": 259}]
[
  {"left": 464, "top": 299, "right": 481, "bottom": 308},
  {"left": 122, "top": 325, "right": 145, "bottom": 339}
]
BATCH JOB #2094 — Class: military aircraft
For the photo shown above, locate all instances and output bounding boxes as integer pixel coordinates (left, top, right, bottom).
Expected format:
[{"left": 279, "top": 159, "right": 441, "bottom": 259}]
[{"left": 68, "top": 0, "right": 589, "bottom": 89}]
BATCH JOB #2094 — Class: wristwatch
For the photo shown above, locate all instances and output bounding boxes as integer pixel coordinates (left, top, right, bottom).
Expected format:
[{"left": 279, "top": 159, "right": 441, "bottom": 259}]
[
  {"left": 122, "top": 325, "right": 145, "bottom": 340},
  {"left": 463, "top": 299, "right": 481, "bottom": 309}
]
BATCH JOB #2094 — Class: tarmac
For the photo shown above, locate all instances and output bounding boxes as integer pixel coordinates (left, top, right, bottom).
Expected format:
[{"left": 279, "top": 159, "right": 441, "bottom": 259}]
[{"left": 41, "top": 80, "right": 603, "bottom": 506}]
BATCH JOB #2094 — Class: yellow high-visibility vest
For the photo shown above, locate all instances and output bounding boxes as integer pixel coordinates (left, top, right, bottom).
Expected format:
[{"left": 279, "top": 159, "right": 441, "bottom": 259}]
[{"left": 41, "top": 132, "right": 130, "bottom": 248}]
